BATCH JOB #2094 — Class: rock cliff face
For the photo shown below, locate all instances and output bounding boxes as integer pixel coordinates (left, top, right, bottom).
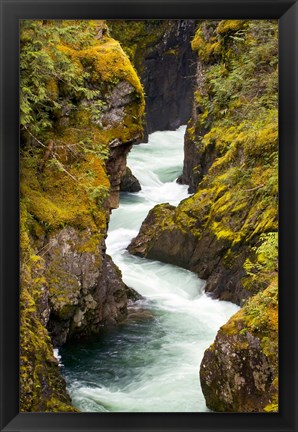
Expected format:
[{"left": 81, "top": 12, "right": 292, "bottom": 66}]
[
  {"left": 20, "top": 20, "right": 144, "bottom": 411},
  {"left": 20, "top": 204, "right": 78, "bottom": 412},
  {"left": 128, "top": 20, "right": 278, "bottom": 411},
  {"left": 200, "top": 279, "right": 278, "bottom": 412},
  {"left": 129, "top": 20, "right": 278, "bottom": 305},
  {"left": 44, "top": 229, "right": 128, "bottom": 346},
  {"left": 109, "top": 20, "right": 197, "bottom": 135},
  {"left": 128, "top": 201, "right": 254, "bottom": 305}
]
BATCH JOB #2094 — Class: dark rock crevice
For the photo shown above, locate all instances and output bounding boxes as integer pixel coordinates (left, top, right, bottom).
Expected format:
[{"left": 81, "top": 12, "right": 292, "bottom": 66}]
[
  {"left": 142, "top": 20, "right": 197, "bottom": 135},
  {"left": 109, "top": 20, "right": 197, "bottom": 137}
]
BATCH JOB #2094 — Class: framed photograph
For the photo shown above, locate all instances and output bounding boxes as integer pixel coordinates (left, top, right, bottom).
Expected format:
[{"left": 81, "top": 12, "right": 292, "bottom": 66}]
[{"left": 0, "top": 0, "right": 297, "bottom": 431}]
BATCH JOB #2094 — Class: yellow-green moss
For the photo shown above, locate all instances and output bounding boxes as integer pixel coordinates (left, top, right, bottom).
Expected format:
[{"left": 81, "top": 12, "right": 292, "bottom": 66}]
[
  {"left": 108, "top": 20, "right": 173, "bottom": 73},
  {"left": 21, "top": 153, "right": 109, "bottom": 233},
  {"left": 20, "top": 204, "right": 77, "bottom": 412},
  {"left": 221, "top": 278, "right": 278, "bottom": 352},
  {"left": 58, "top": 37, "right": 143, "bottom": 95},
  {"left": 216, "top": 20, "right": 247, "bottom": 35},
  {"left": 176, "top": 20, "right": 279, "bottom": 249},
  {"left": 20, "top": 20, "right": 146, "bottom": 412},
  {"left": 216, "top": 278, "right": 278, "bottom": 412}
]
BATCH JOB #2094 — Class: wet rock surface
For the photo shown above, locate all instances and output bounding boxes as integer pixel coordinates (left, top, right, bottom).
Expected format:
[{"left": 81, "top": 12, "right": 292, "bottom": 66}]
[
  {"left": 128, "top": 203, "right": 252, "bottom": 306},
  {"left": 43, "top": 227, "right": 129, "bottom": 346},
  {"left": 142, "top": 21, "right": 197, "bottom": 134},
  {"left": 200, "top": 332, "right": 276, "bottom": 412},
  {"left": 120, "top": 166, "right": 141, "bottom": 192}
]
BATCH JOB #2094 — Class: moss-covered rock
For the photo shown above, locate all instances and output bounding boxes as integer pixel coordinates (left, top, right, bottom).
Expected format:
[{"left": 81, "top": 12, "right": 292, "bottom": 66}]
[
  {"left": 20, "top": 204, "right": 77, "bottom": 412},
  {"left": 200, "top": 279, "right": 278, "bottom": 412},
  {"left": 20, "top": 20, "right": 145, "bottom": 411},
  {"left": 127, "top": 20, "right": 278, "bottom": 412},
  {"left": 128, "top": 203, "right": 197, "bottom": 269},
  {"left": 129, "top": 20, "right": 278, "bottom": 305}
]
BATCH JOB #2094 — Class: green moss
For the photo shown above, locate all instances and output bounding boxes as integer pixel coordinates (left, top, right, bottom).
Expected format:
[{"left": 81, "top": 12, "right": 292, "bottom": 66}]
[
  {"left": 108, "top": 20, "right": 174, "bottom": 73},
  {"left": 20, "top": 204, "right": 77, "bottom": 412},
  {"left": 264, "top": 403, "right": 278, "bottom": 413},
  {"left": 21, "top": 154, "right": 109, "bottom": 233},
  {"left": 170, "top": 19, "right": 278, "bottom": 284},
  {"left": 214, "top": 279, "right": 278, "bottom": 411},
  {"left": 20, "top": 20, "right": 145, "bottom": 412},
  {"left": 216, "top": 20, "right": 247, "bottom": 35},
  {"left": 221, "top": 278, "right": 278, "bottom": 360},
  {"left": 59, "top": 38, "right": 143, "bottom": 95}
]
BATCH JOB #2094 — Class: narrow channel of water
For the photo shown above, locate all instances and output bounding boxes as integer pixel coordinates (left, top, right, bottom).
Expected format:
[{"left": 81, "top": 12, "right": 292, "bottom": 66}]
[{"left": 60, "top": 126, "right": 239, "bottom": 412}]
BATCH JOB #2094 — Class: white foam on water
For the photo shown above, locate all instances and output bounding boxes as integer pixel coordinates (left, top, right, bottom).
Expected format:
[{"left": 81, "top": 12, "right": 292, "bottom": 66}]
[{"left": 62, "top": 125, "right": 239, "bottom": 412}]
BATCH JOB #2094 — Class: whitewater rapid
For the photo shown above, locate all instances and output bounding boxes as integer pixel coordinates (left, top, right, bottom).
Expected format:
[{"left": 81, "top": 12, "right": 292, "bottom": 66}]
[{"left": 60, "top": 126, "right": 239, "bottom": 412}]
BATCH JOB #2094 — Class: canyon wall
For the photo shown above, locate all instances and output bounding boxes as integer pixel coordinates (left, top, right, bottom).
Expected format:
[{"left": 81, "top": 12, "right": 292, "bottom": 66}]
[
  {"left": 20, "top": 19, "right": 279, "bottom": 413},
  {"left": 128, "top": 20, "right": 278, "bottom": 412},
  {"left": 109, "top": 20, "right": 197, "bottom": 135},
  {"left": 20, "top": 20, "right": 144, "bottom": 411}
]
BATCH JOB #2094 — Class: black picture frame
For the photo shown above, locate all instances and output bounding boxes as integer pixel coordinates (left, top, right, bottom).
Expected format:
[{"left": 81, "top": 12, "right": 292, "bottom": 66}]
[{"left": 0, "top": 1, "right": 297, "bottom": 431}]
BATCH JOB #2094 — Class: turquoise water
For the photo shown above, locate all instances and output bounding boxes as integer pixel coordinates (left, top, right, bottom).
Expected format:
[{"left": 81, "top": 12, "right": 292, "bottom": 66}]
[{"left": 59, "top": 127, "right": 239, "bottom": 412}]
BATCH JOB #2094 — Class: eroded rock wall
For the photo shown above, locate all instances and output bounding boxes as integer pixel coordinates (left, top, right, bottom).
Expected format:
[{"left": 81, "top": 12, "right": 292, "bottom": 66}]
[
  {"left": 128, "top": 20, "right": 278, "bottom": 412},
  {"left": 20, "top": 20, "right": 144, "bottom": 411},
  {"left": 109, "top": 20, "right": 197, "bottom": 135}
]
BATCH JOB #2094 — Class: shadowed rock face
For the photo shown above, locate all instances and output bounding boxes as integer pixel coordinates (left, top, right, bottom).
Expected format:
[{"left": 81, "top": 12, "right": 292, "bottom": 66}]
[
  {"left": 127, "top": 203, "right": 253, "bottom": 306},
  {"left": 120, "top": 167, "right": 141, "bottom": 193},
  {"left": 44, "top": 228, "right": 128, "bottom": 346},
  {"left": 109, "top": 20, "right": 197, "bottom": 136},
  {"left": 142, "top": 20, "right": 197, "bottom": 134},
  {"left": 177, "top": 118, "right": 216, "bottom": 193},
  {"left": 127, "top": 204, "right": 198, "bottom": 271},
  {"left": 142, "top": 20, "right": 196, "bottom": 134}
]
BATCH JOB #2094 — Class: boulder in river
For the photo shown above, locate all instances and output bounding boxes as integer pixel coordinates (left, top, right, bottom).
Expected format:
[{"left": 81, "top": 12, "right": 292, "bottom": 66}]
[
  {"left": 120, "top": 167, "right": 141, "bottom": 192},
  {"left": 200, "top": 280, "right": 278, "bottom": 413}
]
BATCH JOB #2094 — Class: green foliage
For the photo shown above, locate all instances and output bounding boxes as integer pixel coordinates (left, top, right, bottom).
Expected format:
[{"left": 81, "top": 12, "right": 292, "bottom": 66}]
[
  {"left": 85, "top": 184, "right": 110, "bottom": 205},
  {"left": 244, "top": 232, "right": 278, "bottom": 283},
  {"left": 19, "top": 20, "right": 145, "bottom": 413},
  {"left": 20, "top": 19, "right": 144, "bottom": 235},
  {"left": 190, "top": 20, "right": 279, "bottom": 413},
  {"left": 20, "top": 19, "right": 144, "bottom": 179},
  {"left": 20, "top": 20, "right": 101, "bottom": 135},
  {"left": 188, "top": 20, "right": 278, "bottom": 246}
]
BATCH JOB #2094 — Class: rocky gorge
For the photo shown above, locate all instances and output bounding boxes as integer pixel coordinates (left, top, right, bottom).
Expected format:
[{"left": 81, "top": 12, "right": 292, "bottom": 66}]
[
  {"left": 20, "top": 20, "right": 144, "bottom": 411},
  {"left": 109, "top": 20, "right": 197, "bottom": 136},
  {"left": 20, "top": 19, "right": 278, "bottom": 413},
  {"left": 128, "top": 19, "right": 278, "bottom": 412}
]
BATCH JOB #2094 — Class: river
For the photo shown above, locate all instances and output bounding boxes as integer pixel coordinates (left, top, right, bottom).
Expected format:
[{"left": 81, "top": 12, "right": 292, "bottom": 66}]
[{"left": 60, "top": 126, "right": 239, "bottom": 412}]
